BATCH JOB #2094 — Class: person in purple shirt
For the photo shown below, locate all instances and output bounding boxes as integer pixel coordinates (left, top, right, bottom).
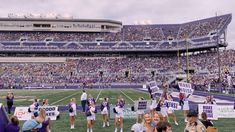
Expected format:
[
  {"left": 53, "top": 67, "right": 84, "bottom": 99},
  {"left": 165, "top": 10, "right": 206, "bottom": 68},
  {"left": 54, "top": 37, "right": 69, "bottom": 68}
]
[
  {"left": 100, "top": 97, "right": 110, "bottom": 127},
  {"left": 6, "top": 92, "right": 14, "bottom": 114},
  {"left": 37, "top": 118, "right": 51, "bottom": 132},
  {"left": 5, "top": 116, "right": 20, "bottom": 132}
]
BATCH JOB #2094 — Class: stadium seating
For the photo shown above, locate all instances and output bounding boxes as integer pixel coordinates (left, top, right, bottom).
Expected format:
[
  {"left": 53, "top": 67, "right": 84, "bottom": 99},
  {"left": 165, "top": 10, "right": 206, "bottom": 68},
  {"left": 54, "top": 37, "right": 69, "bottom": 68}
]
[
  {"left": 0, "top": 14, "right": 231, "bottom": 51},
  {"left": 0, "top": 49, "right": 234, "bottom": 90}
]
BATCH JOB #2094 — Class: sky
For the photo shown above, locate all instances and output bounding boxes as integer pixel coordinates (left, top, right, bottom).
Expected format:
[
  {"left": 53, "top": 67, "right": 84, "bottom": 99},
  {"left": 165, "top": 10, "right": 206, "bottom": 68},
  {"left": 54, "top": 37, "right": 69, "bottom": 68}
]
[{"left": 0, "top": 0, "right": 234, "bottom": 48}]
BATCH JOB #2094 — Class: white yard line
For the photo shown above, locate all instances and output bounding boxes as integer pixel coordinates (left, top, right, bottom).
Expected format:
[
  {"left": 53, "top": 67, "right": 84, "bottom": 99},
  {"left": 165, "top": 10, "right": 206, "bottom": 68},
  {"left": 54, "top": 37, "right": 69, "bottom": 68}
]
[
  {"left": 51, "top": 91, "right": 80, "bottom": 105},
  {"left": 95, "top": 89, "right": 103, "bottom": 102},
  {"left": 120, "top": 90, "right": 134, "bottom": 102}
]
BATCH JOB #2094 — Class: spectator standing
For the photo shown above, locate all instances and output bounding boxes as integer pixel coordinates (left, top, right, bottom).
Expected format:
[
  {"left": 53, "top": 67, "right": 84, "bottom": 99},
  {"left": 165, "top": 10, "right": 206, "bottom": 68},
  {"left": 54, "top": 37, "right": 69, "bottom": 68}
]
[
  {"left": 184, "top": 109, "right": 206, "bottom": 132},
  {"left": 81, "top": 90, "right": 87, "bottom": 112},
  {"left": 6, "top": 92, "right": 14, "bottom": 114}
]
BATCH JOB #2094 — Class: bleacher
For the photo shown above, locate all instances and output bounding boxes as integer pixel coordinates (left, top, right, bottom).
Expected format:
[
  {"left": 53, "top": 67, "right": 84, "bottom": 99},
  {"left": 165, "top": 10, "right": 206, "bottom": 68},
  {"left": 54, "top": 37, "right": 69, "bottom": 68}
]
[{"left": 0, "top": 14, "right": 232, "bottom": 52}]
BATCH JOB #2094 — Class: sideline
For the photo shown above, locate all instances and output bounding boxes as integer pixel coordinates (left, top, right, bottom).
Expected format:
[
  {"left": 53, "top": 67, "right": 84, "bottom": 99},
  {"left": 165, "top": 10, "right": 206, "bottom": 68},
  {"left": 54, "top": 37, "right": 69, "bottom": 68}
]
[
  {"left": 95, "top": 89, "right": 103, "bottom": 102},
  {"left": 120, "top": 90, "right": 134, "bottom": 102}
]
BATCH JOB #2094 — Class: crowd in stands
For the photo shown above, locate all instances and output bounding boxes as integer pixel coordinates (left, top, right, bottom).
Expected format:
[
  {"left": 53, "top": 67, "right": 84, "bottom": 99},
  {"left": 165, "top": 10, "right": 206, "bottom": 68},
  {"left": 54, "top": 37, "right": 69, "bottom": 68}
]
[
  {"left": 0, "top": 14, "right": 230, "bottom": 43},
  {"left": 0, "top": 49, "right": 234, "bottom": 90}
]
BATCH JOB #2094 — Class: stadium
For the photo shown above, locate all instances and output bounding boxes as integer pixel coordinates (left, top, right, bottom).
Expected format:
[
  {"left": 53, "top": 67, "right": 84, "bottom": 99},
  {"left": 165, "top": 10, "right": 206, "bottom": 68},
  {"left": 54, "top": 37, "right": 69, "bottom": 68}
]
[{"left": 0, "top": 2, "right": 235, "bottom": 132}]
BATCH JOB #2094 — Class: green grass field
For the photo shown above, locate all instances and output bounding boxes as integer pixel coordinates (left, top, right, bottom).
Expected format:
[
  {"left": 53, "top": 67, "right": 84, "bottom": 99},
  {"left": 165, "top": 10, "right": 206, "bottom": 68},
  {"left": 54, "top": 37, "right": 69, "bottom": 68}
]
[{"left": 1, "top": 89, "right": 235, "bottom": 132}]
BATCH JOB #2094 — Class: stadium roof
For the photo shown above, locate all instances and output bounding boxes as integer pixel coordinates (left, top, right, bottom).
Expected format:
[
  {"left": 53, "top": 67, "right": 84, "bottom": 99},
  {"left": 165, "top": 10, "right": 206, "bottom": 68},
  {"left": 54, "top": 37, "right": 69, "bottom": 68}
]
[{"left": 0, "top": 18, "right": 122, "bottom": 25}]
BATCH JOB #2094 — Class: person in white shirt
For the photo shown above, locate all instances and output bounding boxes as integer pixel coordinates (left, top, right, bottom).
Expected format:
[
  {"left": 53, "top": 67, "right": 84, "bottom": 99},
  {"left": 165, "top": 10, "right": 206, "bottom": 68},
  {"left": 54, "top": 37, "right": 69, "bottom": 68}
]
[{"left": 81, "top": 90, "right": 87, "bottom": 112}]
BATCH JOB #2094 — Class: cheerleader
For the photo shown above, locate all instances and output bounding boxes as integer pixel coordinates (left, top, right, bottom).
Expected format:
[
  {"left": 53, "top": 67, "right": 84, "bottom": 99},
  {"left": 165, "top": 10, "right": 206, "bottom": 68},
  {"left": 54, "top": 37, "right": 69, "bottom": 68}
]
[
  {"left": 136, "top": 97, "right": 145, "bottom": 123},
  {"left": 167, "top": 94, "right": 179, "bottom": 125},
  {"left": 114, "top": 96, "right": 125, "bottom": 132},
  {"left": 68, "top": 98, "right": 77, "bottom": 129},
  {"left": 204, "top": 96, "right": 216, "bottom": 105},
  {"left": 159, "top": 97, "right": 168, "bottom": 122},
  {"left": 182, "top": 93, "right": 190, "bottom": 122},
  {"left": 86, "top": 101, "right": 96, "bottom": 132},
  {"left": 100, "top": 97, "right": 110, "bottom": 127},
  {"left": 28, "top": 99, "right": 40, "bottom": 119}
]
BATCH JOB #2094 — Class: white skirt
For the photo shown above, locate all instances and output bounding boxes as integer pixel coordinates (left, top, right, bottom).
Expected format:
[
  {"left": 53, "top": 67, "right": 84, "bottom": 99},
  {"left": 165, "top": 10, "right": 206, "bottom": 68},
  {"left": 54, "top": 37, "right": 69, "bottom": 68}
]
[
  {"left": 87, "top": 113, "right": 96, "bottom": 120},
  {"left": 183, "top": 104, "right": 189, "bottom": 110},
  {"left": 101, "top": 107, "right": 108, "bottom": 115},
  {"left": 167, "top": 107, "right": 174, "bottom": 114},
  {"left": 150, "top": 104, "right": 157, "bottom": 110},
  {"left": 115, "top": 108, "right": 124, "bottom": 118},
  {"left": 69, "top": 111, "right": 77, "bottom": 116}
]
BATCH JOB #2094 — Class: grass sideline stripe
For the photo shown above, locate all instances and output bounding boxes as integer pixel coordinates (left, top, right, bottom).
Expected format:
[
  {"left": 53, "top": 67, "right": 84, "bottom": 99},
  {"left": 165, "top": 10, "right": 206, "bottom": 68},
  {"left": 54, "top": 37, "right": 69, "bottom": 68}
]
[
  {"left": 95, "top": 89, "right": 103, "bottom": 102},
  {"left": 51, "top": 91, "right": 80, "bottom": 105},
  {"left": 120, "top": 90, "right": 134, "bottom": 102}
]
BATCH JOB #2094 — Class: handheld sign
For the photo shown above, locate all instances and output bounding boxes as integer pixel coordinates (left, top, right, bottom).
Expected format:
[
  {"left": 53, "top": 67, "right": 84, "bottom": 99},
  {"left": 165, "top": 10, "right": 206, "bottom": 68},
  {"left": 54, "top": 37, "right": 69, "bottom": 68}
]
[
  {"left": 14, "top": 106, "right": 59, "bottom": 120},
  {"left": 198, "top": 104, "right": 218, "bottom": 120},
  {"left": 134, "top": 100, "right": 151, "bottom": 111},
  {"left": 148, "top": 81, "right": 159, "bottom": 96},
  {"left": 178, "top": 82, "right": 194, "bottom": 95},
  {"left": 166, "top": 101, "right": 180, "bottom": 110}
]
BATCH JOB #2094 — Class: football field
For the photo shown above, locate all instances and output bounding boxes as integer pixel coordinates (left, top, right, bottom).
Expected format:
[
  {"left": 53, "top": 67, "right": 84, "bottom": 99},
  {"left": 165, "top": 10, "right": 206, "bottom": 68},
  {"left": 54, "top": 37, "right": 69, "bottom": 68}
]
[{"left": 1, "top": 89, "right": 235, "bottom": 132}]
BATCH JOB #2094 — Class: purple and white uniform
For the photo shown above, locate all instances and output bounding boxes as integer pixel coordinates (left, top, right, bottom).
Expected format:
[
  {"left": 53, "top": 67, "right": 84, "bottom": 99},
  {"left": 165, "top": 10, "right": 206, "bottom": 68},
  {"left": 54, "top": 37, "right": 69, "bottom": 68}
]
[
  {"left": 160, "top": 100, "right": 168, "bottom": 117},
  {"left": 100, "top": 101, "right": 109, "bottom": 115},
  {"left": 69, "top": 102, "right": 77, "bottom": 116},
  {"left": 182, "top": 97, "right": 189, "bottom": 110},
  {"left": 86, "top": 105, "right": 96, "bottom": 120},
  {"left": 115, "top": 99, "right": 125, "bottom": 118}
]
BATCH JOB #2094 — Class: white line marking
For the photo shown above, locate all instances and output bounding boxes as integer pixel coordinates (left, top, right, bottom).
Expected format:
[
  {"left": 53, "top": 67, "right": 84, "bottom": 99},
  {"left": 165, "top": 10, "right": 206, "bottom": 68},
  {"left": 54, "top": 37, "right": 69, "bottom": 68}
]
[
  {"left": 95, "top": 89, "right": 103, "bottom": 102},
  {"left": 120, "top": 90, "right": 134, "bottom": 102},
  {"left": 51, "top": 91, "right": 80, "bottom": 105}
]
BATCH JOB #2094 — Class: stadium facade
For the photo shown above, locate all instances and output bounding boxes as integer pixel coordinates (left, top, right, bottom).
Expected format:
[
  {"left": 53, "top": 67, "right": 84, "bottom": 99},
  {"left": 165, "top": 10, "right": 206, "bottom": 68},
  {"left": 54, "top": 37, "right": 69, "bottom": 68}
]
[
  {"left": 0, "top": 14, "right": 233, "bottom": 90},
  {"left": 0, "top": 14, "right": 232, "bottom": 56}
]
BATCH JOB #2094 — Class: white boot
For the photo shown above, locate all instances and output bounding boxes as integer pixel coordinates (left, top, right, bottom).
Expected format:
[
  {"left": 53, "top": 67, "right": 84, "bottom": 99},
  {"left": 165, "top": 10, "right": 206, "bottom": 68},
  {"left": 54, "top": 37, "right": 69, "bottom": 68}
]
[
  {"left": 120, "top": 128, "right": 123, "bottom": 132},
  {"left": 114, "top": 128, "right": 118, "bottom": 132},
  {"left": 175, "top": 121, "right": 179, "bottom": 125},
  {"left": 107, "top": 122, "right": 110, "bottom": 126},
  {"left": 185, "top": 118, "right": 188, "bottom": 123},
  {"left": 103, "top": 122, "right": 105, "bottom": 127},
  {"left": 87, "top": 128, "right": 90, "bottom": 132},
  {"left": 90, "top": 129, "right": 93, "bottom": 132},
  {"left": 70, "top": 125, "right": 74, "bottom": 129}
]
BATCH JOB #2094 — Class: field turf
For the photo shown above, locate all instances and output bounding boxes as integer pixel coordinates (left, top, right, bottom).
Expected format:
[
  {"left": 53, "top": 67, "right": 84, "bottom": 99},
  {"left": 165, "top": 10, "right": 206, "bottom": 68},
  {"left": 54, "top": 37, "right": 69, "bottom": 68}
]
[{"left": 1, "top": 89, "right": 235, "bottom": 132}]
